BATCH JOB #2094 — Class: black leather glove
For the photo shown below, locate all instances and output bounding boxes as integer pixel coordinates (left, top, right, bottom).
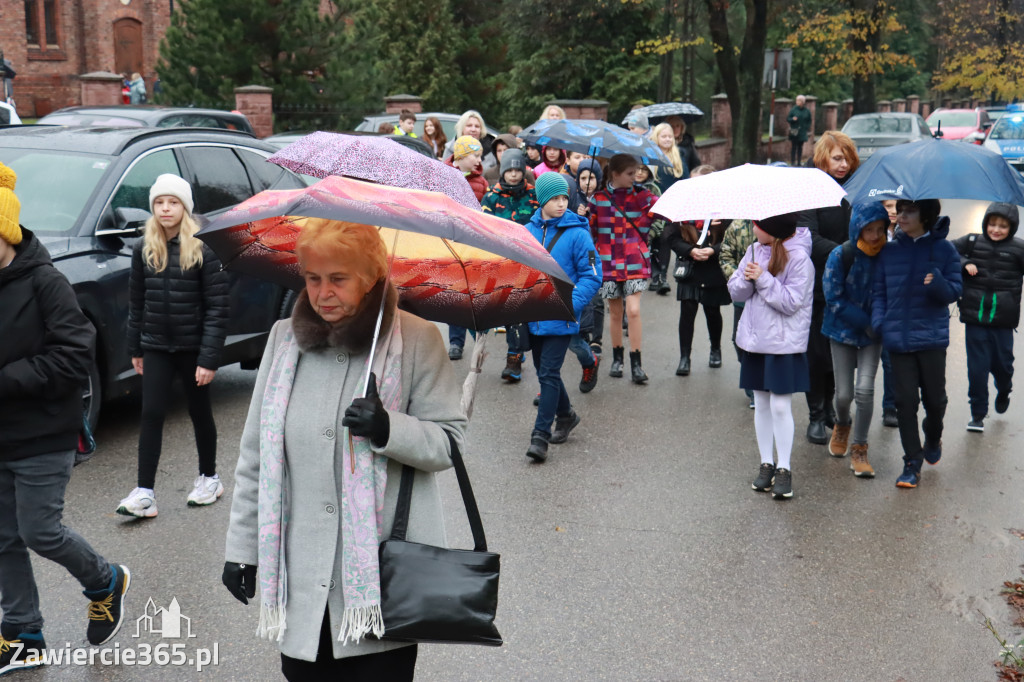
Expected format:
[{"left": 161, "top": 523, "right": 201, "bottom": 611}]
[
  {"left": 342, "top": 372, "right": 390, "bottom": 447},
  {"left": 222, "top": 561, "right": 257, "bottom": 605}
]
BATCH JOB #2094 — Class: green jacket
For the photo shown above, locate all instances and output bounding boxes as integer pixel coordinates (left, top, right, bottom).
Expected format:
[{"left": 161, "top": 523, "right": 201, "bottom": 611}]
[
  {"left": 786, "top": 105, "right": 811, "bottom": 142},
  {"left": 719, "top": 219, "right": 755, "bottom": 303}
]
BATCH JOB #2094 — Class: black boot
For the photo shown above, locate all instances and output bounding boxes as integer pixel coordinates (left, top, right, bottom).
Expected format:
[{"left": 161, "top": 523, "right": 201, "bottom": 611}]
[
  {"left": 709, "top": 347, "right": 722, "bottom": 368},
  {"left": 526, "top": 430, "right": 549, "bottom": 462},
  {"left": 806, "top": 394, "right": 829, "bottom": 444},
  {"left": 609, "top": 346, "right": 624, "bottom": 378},
  {"left": 629, "top": 350, "right": 648, "bottom": 384},
  {"left": 550, "top": 410, "right": 581, "bottom": 444},
  {"left": 676, "top": 353, "right": 691, "bottom": 376}
]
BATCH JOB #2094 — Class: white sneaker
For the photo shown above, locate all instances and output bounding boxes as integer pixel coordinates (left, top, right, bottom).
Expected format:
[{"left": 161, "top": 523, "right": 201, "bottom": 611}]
[
  {"left": 187, "top": 475, "right": 224, "bottom": 507},
  {"left": 116, "top": 488, "right": 158, "bottom": 518}
]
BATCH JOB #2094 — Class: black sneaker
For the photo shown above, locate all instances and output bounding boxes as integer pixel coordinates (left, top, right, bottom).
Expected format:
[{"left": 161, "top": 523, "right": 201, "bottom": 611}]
[
  {"left": 83, "top": 564, "right": 131, "bottom": 645},
  {"left": 752, "top": 463, "right": 775, "bottom": 492},
  {"left": 550, "top": 410, "right": 581, "bottom": 444},
  {"left": 448, "top": 345, "right": 463, "bottom": 361},
  {"left": 772, "top": 468, "right": 793, "bottom": 499},
  {"left": 966, "top": 417, "right": 985, "bottom": 432},
  {"left": 995, "top": 391, "right": 1010, "bottom": 414},
  {"left": 922, "top": 439, "right": 942, "bottom": 465},
  {"left": 881, "top": 408, "right": 898, "bottom": 427},
  {"left": 0, "top": 629, "right": 46, "bottom": 675},
  {"left": 579, "top": 358, "right": 599, "bottom": 393}
]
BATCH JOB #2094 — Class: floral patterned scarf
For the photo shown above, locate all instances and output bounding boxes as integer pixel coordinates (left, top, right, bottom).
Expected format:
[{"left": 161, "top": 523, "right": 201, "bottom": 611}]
[{"left": 256, "top": 312, "right": 403, "bottom": 644}]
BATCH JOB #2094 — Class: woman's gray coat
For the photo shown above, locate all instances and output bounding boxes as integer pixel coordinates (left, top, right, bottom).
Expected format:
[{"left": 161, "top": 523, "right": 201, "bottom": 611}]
[{"left": 224, "top": 289, "right": 468, "bottom": 661}]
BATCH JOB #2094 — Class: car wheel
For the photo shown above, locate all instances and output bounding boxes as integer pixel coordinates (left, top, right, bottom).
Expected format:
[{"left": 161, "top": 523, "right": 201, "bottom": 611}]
[{"left": 84, "top": 361, "right": 102, "bottom": 432}]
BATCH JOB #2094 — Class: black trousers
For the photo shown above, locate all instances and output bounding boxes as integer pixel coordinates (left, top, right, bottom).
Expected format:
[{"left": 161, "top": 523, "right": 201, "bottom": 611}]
[
  {"left": 137, "top": 350, "right": 217, "bottom": 489},
  {"left": 804, "top": 301, "right": 835, "bottom": 421},
  {"left": 281, "top": 610, "right": 417, "bottom": 681},
  {"left": 790, "top": 138, "right": 802, "bottom": 165},
  {"left": 678, "top": 299, "right": 723, "bottom": 356},
  {"left": 890, "top": 349, "right": 947, "bottom": 464}
]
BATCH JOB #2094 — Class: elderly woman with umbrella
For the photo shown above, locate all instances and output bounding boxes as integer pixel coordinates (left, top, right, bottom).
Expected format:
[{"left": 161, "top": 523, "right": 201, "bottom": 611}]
[{"left": 222, "top": 220, "right": 467, "bottom": 679}]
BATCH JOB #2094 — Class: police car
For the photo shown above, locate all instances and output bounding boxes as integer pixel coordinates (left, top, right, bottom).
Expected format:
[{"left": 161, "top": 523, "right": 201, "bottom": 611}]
[{"left": 983, "top": 103, "right": 1024, "bottom": 174}]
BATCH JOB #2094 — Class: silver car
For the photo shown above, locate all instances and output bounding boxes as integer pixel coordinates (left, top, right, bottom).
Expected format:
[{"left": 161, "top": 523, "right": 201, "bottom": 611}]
[{"left": 841, "top": 113, "right": 933, "bottom": 159}]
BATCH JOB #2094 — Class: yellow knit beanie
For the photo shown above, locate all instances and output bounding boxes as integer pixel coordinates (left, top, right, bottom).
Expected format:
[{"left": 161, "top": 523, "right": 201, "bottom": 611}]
[{"left": 0, "top": 162, "right": 22, "bottom": 246}]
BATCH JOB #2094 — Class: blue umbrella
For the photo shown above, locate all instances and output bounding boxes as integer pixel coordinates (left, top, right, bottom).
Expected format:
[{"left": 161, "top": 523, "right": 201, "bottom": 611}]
[
  {"left": 843, "top": 139, "right": 1024, "bottom": 205},
  {"left": 520, "top": 118, "right": 673, "bottom": 168}
]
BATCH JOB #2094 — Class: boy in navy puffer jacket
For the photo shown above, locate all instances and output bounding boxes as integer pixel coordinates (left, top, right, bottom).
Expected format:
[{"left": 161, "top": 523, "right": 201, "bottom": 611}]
[
  {"left": 871, "top": 199, "right": 962, "bottom": 489},
  {"left": 523, "top": 173, "right": 602, "bottom": 463},
  {"left": 952, "top": 202, "right": 1024, "bottom": 432}
]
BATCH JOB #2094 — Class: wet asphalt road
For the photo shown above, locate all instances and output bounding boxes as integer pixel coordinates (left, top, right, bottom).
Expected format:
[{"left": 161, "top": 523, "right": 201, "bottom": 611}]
[{"left": 15, "top": 202, "right": 1024, "bottom": 681}]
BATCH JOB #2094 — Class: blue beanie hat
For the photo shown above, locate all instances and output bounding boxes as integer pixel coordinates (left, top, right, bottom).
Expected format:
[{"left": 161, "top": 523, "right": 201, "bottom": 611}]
[
  {"left": 575, "top": 158, "right": 603, "bottom": 188},
  {"left": 535, "top": 172, "right": 569, "bottom": 208}
]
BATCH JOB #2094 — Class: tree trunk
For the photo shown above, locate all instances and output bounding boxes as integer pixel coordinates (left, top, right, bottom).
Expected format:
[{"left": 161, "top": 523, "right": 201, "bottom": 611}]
[
  {"left": 658, "top": 0, "right": 675, "bottom": 102},
  {"left": 849, "top": 0, "right": 882, "bottom": 114},
  {"left": 705, "top": 0, "right": 768, "bottom": 165}
]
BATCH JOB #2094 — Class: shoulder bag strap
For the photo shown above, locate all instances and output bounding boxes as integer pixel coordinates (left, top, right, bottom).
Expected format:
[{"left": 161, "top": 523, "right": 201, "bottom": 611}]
[
  {"left": 607, "top": 190, "right": 648, "bottom": 243},
  {"left": 390, "top": 430, "right": 488, "bottom": 552}
]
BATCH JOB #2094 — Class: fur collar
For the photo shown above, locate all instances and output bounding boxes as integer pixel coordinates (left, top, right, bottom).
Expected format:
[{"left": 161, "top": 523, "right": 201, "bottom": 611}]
[{"left": 291, "top": 279, "right": 398, "bottom": 353}]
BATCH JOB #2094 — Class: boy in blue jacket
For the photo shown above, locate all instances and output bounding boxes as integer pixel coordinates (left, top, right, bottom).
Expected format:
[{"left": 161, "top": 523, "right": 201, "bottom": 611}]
[
  {"left": 524, "top": 173, "right": 602, "bottom": 462},
  {"left": 871, "top": 199, "right": 963, "bottom": 488}
]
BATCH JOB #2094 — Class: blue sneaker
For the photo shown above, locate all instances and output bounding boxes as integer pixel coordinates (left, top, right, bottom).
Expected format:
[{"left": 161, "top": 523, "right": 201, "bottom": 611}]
[
  {"left": 922, "top": 439, "right": 942, "bottom": 465},
  {"left": 0, "top": 629, "right": 46, "bottom": 675},
  {"left": 896, "top": 463, "right": 920, "bottom": 488}
]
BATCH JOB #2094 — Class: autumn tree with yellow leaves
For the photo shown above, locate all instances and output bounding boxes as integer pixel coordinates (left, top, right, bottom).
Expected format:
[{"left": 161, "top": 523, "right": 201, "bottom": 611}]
[{"left": 932, "top": 0, "right": 1024, "bottom": 101}]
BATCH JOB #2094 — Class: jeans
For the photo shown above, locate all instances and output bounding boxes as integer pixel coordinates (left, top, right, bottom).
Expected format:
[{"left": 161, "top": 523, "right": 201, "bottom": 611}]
[
  {"left": 880, "top": 349, "right": 895, "bottom": 410},
  {"left": 678, "top": 299, "right": 723, "bottom": 355},
  {"left": 830, "top": 341, "right": 882, "bottom": 445},
  {"left": 890, "top": 349, "right": 947, "bottom": 464},
  {"left": 138, "top": 351, "right": 217, "bottom": 490},
  {"left": 567, "top": 334, "right": 596, "bottom": 368},
  {"left": 0, "top": 451, "right": 112, "bottom": 632},
  {"left": 506, "top": 323, "right": 531, "bottom": 355},
  {"left": 529, "top": 334, "right": 572, "bottom": 437},
  {"left": 965, "top": 324, "right": 1014, "bottom": 418},
  {"left": 449, "top": 325, "right": 467, "bottom": 349}
]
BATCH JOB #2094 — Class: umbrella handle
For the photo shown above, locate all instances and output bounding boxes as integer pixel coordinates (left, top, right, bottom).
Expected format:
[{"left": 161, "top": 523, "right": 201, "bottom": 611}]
[{"left": 696, "top": 216, "right": 712, "bottom": 247}]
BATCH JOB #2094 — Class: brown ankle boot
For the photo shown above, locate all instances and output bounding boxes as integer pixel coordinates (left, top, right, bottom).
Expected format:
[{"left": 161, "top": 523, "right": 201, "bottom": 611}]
[
  {"left": 829, "top": 423, "right": 851, "bottom": 457},
  {"left": 849, "top": 443, "right": 875, "bottom": 478}
]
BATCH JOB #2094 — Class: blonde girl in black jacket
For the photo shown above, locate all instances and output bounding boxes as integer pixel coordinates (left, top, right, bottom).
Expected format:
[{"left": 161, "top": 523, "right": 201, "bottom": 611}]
[{"left": 117, "top": 174, "right": 229, "bottom": 518}]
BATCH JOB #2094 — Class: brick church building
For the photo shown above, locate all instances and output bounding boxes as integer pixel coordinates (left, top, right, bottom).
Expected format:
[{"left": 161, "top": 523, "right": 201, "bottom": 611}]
[{"left": 0, "top": 0, "right": 170, "bottom": 118}]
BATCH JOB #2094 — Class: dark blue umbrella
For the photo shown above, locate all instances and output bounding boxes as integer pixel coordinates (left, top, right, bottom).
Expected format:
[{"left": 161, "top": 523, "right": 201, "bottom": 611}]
[
  {"left": 520, "top": 118, "right": 672, "bottom": 168},
  {"left": 843, "top": 139, "right": 1024, "bottom": 205},
  {"left": 622, "top": 102, "right": 704, "bottom": 125}
]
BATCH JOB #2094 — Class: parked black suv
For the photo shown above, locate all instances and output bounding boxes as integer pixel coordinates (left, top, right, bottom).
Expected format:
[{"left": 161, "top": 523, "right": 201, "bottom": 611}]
[
  {"left": 39, "top": 106, "right": 255, "bottom": 135},
  {"left": 0, "top": 126, "right": 306, "bottom": 427}
]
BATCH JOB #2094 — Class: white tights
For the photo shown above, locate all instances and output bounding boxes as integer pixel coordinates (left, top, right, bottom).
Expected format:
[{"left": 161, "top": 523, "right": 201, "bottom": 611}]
[{"left": 752, "top": 390, "right": 794, "bottom": 470}]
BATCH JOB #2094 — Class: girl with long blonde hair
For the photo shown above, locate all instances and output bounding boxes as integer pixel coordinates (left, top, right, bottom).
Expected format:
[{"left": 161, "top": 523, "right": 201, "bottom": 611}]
[
  {"left": 118, "top": 174, "right": 230, "bottom": 519},
  {"left": 650, "top": 122, "right": 686, "bottom": 193}
]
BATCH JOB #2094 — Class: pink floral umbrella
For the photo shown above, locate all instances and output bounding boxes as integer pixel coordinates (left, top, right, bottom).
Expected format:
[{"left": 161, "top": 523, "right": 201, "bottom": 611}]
[{"left": 268, "top": 131, "right": 481, "bottom": 209}]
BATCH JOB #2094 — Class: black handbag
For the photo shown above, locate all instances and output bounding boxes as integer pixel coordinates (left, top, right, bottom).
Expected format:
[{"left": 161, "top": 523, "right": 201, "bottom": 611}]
[
  {"left": 378, "top": 431, "right": 503, "bottom": 646},
  {"left": 674, "top": 257, "right": 693, "bottom": 281}
]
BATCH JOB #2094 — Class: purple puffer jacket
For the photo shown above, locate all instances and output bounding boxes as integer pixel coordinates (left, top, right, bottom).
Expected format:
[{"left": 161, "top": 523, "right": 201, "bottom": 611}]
[{"left": 727, "top": 227, "right": 814, "bottom": 355}]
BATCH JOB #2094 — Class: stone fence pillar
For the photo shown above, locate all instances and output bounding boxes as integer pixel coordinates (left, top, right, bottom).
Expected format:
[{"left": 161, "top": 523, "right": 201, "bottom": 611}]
[
  {"left": 907, "top": 95, "right": 920, "bottom": 114},
  {"left": 711, "top": 93, "right": 731, "bottom": 139},
  {"left": 822, "top": 102, "right": 839, "bottom": 131},
  {"left": 79, "top": 72, "right": 123, "bottom": 107},
  {"left": 774, "top": 97, "right": 793, "bottom": 137},
  {"left": 546, "top": 99, "right": 609, "bottom": 121},
  {"left": 384, "top": 94, "right": 423, "bottom": 114},
  {"left": 878, "top": 100, "right": 892, "bottom": 113},
  {"left": 234, "top": 85, "right": 273, "bottom": 138},
  {"left": 893, "top": 98, "right": 906, "bottom": 113}
]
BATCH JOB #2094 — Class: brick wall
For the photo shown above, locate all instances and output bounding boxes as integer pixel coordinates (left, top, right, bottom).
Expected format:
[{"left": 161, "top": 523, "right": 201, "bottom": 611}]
[{"left": 1, "top": 0, "right": 171, "bottom": 117}]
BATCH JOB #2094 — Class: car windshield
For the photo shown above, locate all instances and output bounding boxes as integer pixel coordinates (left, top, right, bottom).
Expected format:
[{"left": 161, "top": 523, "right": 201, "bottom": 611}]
[
  {"left": 844, "top": 116, "right": 913, "bottom": 135},
  {"left": 989, "top": 115, "right": 1024, "bottom": 140},
  {"left": 0, "top": 149, "right": 112, "bottom": 234},
  {"left": 926, "top": 111, "right": 976, "bottom": 128},
  {"left": 40, "top": 113, "right": 147, "bottom": 127}
]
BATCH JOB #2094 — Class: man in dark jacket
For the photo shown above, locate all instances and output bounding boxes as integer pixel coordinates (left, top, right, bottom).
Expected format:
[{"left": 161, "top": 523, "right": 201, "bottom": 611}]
[
  {"left": 0, "top": 163, "right": 130, "bottom": 673},
  {"left": 953, "top": 202, "right": 1024, "bottom": 431},
  {"left": 871, "top": 199, "right": 962, "bottom": 489}
]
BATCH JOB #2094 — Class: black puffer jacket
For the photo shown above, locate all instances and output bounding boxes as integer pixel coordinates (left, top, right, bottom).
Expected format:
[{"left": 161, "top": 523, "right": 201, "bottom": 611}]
[
  {"left": 0, "top": 228, "right": 96, "bottom": 461},
  {"left": 127, "top": 235, "right": 229, "bottom": 369},
  {"left": 799, "top": 168, "right": 852, "bottom": 303},
  {"left": 953, "top": 203, "right": 1024, "bottom": 329}
]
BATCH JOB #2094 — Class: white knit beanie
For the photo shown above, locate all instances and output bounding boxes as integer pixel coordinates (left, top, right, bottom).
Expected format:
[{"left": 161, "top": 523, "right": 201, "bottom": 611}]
[{"left": 149, "top": 174, "right": 195, "bottom": 216}]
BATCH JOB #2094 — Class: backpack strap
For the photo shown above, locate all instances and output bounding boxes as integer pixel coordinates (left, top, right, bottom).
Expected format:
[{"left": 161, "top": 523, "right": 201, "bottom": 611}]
[
  {"left": 841, "top": 240, "right": 856, "bottom": 275},
  {"left": 966, "top": 233, "right": 979, "bottom": 259}
]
